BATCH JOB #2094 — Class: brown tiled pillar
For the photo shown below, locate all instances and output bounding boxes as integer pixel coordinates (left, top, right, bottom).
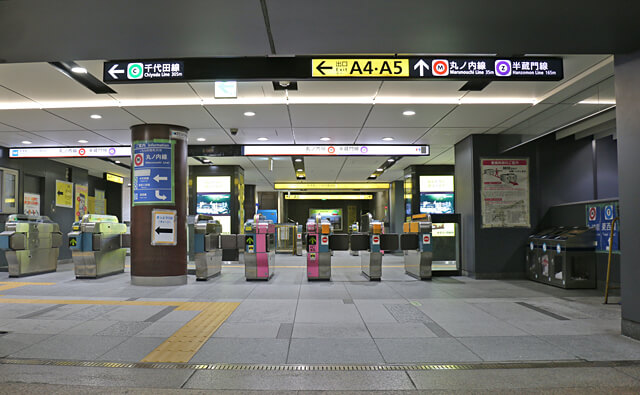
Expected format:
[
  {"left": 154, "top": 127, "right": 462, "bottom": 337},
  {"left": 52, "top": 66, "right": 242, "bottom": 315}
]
[{"left": 130, "top": 124, "right": 188, "bottom": 286}]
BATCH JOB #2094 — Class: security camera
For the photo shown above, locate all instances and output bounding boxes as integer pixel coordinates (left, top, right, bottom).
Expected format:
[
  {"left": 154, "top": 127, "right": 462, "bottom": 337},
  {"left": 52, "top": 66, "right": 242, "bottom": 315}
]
[{"left": 230, "top": 128, "right": 238, "bottom": 135}]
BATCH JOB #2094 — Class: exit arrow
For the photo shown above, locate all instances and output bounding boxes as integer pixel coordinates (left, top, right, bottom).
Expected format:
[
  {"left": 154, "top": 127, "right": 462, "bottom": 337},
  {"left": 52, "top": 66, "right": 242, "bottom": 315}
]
[
  {"left": 155, "top": 190, "right": 167, "bottom": 200},
  {"left": 57, "top": 191, "right": 64, "bottom": 196},
  {"left": 153, "top": 174, "right": 168, "bottom": 183},
  {"left": 315, "top": 60, "right": 332, "bottom": 75},
  {"left": 413, "top": 59, "right": 429, "bottom": 77},
  {"left": 155, "top": 227, "right": 173, "bottom": 234},
  {"left": 108, "top": 64, "right": 124, "bottom": 79},
  {"left": 246, "top": 237, "right": 254, "bottom": 244}
]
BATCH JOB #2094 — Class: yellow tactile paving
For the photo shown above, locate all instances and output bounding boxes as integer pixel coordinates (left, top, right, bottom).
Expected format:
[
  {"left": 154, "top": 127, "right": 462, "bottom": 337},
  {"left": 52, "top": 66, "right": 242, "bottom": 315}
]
[
  {"left": 142, "top": 302, "right": 239, "bottom": 363},
  {"left": 0, "top": 281, "right": 55, "bottom": 294}
]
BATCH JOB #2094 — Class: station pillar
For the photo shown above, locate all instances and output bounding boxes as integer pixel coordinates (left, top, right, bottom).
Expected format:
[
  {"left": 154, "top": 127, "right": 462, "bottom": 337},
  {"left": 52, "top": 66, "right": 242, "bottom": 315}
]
[{"left": 130, "top": 124, "right": 189, "bottom": 286}]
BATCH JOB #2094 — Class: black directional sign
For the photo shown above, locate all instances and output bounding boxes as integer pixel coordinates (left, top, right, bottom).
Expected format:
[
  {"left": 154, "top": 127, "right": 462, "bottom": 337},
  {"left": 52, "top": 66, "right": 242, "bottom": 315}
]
[
  {"left": 245, "top": 236, "right": 254, "bottom": 245},
  {"left": 69, "top": 238, "right": 77, "bottom": 247},
  {"left": 104, "top": 56, "right": 563, "bottom": 83},
  {"left": 155, "top": 227, "right": 173, "bottom": 235}
]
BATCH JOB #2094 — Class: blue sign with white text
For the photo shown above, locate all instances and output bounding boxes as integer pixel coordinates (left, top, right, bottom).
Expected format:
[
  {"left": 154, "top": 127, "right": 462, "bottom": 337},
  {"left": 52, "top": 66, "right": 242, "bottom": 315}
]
[
  {"left": 586, "top": 203, "right": 619, "bottom": 253},
  {"left": 132, "top": 140, "right": 174, "bottom": 205}
]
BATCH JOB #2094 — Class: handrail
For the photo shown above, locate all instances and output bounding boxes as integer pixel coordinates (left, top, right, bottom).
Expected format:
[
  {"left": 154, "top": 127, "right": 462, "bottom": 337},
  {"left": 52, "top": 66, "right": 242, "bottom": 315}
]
[{"left": 604, "top": 216, "right": 620, "bottom": 304}]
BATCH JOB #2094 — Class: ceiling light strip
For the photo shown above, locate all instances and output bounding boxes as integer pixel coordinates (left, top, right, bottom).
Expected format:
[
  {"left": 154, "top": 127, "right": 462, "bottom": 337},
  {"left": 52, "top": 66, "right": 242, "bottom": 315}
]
[
  {"left": 285, "top": 194, "right": 373, "bottom": 200},
  {"left": 275, "top": 183, "right": 388, "bottom": 190}
]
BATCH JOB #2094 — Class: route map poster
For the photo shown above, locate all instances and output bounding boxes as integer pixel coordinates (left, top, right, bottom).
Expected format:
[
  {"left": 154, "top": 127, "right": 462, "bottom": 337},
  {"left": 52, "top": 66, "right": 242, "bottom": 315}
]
[{"left": 480, "top": 158, "right": 530, "bottom": 228}]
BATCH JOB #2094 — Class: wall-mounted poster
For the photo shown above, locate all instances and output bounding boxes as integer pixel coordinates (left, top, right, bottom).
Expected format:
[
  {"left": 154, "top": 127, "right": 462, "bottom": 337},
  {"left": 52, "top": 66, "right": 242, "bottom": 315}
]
[
  {"left": 23, "top": 193, "right": 40, "bottom": 216},
  {"left": 480, "top": 158, "right": 530, "bottom": 228},
  {"left": 55, "top": 180, "right": 73, "bottom": 208},
  {"left": 75, "top": 184, "right": 89, "bottom": 221}
]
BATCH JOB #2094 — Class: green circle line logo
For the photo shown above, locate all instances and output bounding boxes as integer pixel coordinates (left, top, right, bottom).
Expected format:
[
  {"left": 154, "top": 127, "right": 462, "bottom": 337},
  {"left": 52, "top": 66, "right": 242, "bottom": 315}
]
[{"left": 127, "top": 63, "right": 143, "bottom": 80}]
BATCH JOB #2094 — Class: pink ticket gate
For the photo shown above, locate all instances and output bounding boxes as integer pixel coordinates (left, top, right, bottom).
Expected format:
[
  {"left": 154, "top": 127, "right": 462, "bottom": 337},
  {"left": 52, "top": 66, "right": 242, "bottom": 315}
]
[{"left": 243, "top": 214, "right": 275, "bottom": 280}]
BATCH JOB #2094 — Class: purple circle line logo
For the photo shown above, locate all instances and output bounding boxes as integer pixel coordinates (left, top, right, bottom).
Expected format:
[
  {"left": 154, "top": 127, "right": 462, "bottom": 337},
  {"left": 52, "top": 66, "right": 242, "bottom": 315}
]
[{"left": 360, "top": 146, "right": 368, "bottom": 153}]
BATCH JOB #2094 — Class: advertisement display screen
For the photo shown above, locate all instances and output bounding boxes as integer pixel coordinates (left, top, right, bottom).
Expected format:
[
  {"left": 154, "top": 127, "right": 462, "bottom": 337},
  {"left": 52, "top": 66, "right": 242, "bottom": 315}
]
[
  {"left": 309, "top": 208, "right": 343, "bottom": 231},
  {"left": 196, "top": 193, "right": 231, "bottom": 215},
  {"left": 420, "top": 193, "right": 454, "bottom": 214}
]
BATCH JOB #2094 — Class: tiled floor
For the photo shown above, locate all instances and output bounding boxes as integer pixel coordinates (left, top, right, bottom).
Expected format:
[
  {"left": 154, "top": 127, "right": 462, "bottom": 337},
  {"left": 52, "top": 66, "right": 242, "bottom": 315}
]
[{"left": 0, "top": 252, "right": 637, "bottom": 392}]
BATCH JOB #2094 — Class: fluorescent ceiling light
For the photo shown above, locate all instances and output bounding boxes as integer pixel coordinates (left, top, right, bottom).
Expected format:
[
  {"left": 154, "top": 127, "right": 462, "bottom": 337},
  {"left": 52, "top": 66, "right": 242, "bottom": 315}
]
[
  {"left": 197, "top": 137, "right": 206, "bottom": 142},
  {"left": 320, "top": 137, "right": 331, "bottom": 141},
  {"left": 257, "top": 137, "right": 269, "bottom": 141},
  {"left": 376, "top": 168, "right": 383, "bottom": 171},
  {"left": 578, "top": 99, "right": 616, "bottom": 105},
  {"left": 296, "top": 168, "right": 303, "bottom": 171},
  {"left": 382, "top": 137, "right": 394, "bottom": 141},
  {"left": 71, "top": 67, "right": 87, "bottom": 74},
  {"left": 203, "top": 159, "right": 211, "bottom": 163},
  {"left": 21, "top": 140, "right": 32, "bottom": 144},
  {"left": 77, "top": 139, "right": 88, "bottom": 143},
  {"left": 285, "top": 194, "right": 373, "bottom": 200},
  {"left": 387, "top": 158, "right": 395, "bottom": 162},
  {"left": 294, "top": 158, "right": 302, "bottom": 162},
  {"left": 402, "top": 110, "right": 416, "bottom": 116},
  {"left": 90, "top": 114, "right": 102, "bottom": 119},
  {"left": 244, "top": 111, "right": 256, "bottom": 117},
  {"left": 275, "top": 182, "right": 389, "bottom": 190},
  {"left": 115, "top": 160, "right": 121, "bottom": 164}
]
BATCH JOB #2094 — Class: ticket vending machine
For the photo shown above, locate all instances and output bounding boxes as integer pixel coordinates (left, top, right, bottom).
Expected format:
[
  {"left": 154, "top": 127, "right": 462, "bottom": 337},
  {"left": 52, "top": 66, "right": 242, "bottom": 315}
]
[
  {"left": 243, "top": 214, "right": 275, "bottom": 280},
  {"left": 68, "top": 214, "right": 127, "bottom": 279},
  {"left": 306, "top": 214, "right": 332, "bottom": 280},
  {"left": 193, "top": 214, "right": 223, "bottom": 280},
  {"left": 401, "top": 214, "right": 433, "bottom": 280},
  {"left": 0, "top": 214, "right": 62, "bottom": 277}
]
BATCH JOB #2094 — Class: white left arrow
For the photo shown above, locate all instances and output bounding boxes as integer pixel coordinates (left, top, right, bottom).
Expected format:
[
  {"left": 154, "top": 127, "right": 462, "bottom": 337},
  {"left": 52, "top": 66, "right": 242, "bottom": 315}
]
[
  {"left": 155, "top": 190, "right": 167, "bottom": 200},
  {"left": 153, "top": 174, "right": 168, "bottom": 183},
  {"left": 413, "top": 59, "right": 429, "bottom": 77},
  {"left": 108, "top": 64, "right": 124, "bottom": 79}
]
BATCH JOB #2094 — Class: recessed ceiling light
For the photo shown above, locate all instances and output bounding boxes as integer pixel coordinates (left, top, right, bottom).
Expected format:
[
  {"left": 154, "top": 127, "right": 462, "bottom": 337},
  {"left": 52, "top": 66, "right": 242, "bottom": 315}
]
[
  {"left": 387, "top": 158, "right": 395, "bottom": 162},
  {"left": 294, "top": 158, "right": 302, "bottom": 162},
  {"left": 21, "top": 140, "right": 32, "bottom": 145},
  {"left": 244, "top": 111, "right": 256, "bottom": 117},
  {"left": 203, "top": 159, "right": 211, "bottom": 163},
  {"left": 71, "top": 67, "right": 87, "bottom": 74},
  {"left": 114, "top": 160, "right": 121, "bottom": 164},
  {"left": 297, "top": 169, "right": 303, "bottom": 172},
  {"left": 402, "top": 110, "right": 416, "bottom": 116},
  {"left": 320, "top": 137, "right": 331, "bottom": 141},
  {"left": 90, "top": 114, "right": 102, "bottom": 119},
  {"left": 197, "top": 137, "right": 206, "bottom": 142},
  {"left": 376, "top": 168, "right": 384, "bottom": 172},
  {"left": 382, "top": 137, "right": 394, "bottom": 141},
  {"left": 77, "top": 139, "right": 88, "bottom": 143},
  {"left": 257, "top": 137, "right": 269, "bottom": 141}
]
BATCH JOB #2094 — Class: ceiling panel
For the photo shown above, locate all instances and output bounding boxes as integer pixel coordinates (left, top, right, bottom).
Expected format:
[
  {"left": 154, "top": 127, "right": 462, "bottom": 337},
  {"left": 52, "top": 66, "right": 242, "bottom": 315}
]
[
  {"left": 289, "top": 104, "right": 371, "bottom": 127},
  {"left": 31, "top": 130, "right": 120, "bottom": 145},
  {"left": 376, "top": 169, "right": 405, "bottom": 182},
  {"left": 250, "top": 156, "right": 295, "bottom": 170},
  {"left": 336, "top": 166, "right": 380, "bottom": 181},
  {"left": 289, "top": 81, "right": 381, "bottom": 98},
  {"left": 416, "top": 127, "right": 487, "bottom": 145},
  {"left": 52, "top": 158, "right": 129, "bottom": 178},
  {"left": 0, "top": 109, "right": 84, "bottom": 131},
  {"left": 303, "top": 157, "right": 346, "bottom": 181},
  {"left": 0, "top": 131, "right": 61, "bottom": 147},
  {"left": 188, "top": 129, "right": 234, "bottom": 144},
  {"left": 376, "top": 80, "right": 466, "bottom": 98},
  {"left": 356, "top": 127, "right": 427, "bottom": 144},
  {"left": 206, "top": 104, "right": 289, "bottom": 128},
  {"left": 110, "top": 83, "right": 198, "bottom": 101},
  {"left": 0, "top": 86, "right": 32, "bottom": 102},
  {"left": 365, "top": 104, "right": 456, "bottom": 128},
  {"left": 0, "top": 122, "right": 20, "bottom": 132},
  {"left": 427, "top": 148, "right": 455, "bottom": 165},
  {"left": 342, "top": 156, "right": 390, "bottom": 168},
  {"left": 47, "top": 107, "right": 142, "bottom": 130},
  {"left": 190, "top": 81, "right": 286, "bottom": 100},
  {"left": 496, "top": 103, "right": 554, "bottom": 128},
  {"left": 292, "top": 128, "right": 361, "bottom": 144},
  {"left": 229, "top": 128, "right": 294, "bottom": 144},
  {"left": 504, "top": 103, "right": 612, "bottom": 135},
  {"left": 94, "top": 130, "right": 131, "bottom": 145},
  {"left": 124, "top": 105, "right": 216, "bottom": 129},
  {"left": 436, "top": 104, "right": 530, "bottom": 128}
]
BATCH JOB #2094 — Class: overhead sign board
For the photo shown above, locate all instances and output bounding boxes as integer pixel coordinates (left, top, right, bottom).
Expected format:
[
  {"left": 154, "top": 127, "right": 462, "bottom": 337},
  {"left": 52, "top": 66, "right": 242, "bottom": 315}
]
[
  {"left": 132, "top": 140, "right": 174, "bottom": 206},
  {"left": 243, "top": 145, "right": 429, "bottom": 156},
  {"left": 10, "top": 146, "right": 130, "bottom": 158},
  {"left": 105, "top": 173, "right": 124, "bottom": 184},
  {"left": 214, "top": 81, "right": 237, "bottom": 98},
  {"left": 151, "top": 209, "right": 177, "bottom": 246},
  {"left": 104, "top": 56, "right": 563, "bottom": 83}
]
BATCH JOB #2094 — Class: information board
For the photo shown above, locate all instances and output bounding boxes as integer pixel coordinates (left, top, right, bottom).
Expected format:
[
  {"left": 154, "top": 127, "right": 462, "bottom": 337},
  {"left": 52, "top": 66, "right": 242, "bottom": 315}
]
[
  {"left": 55, "top": 180, "right": 73, "bottom": 208},
  {"left": 151, "top": 209, "right": 177, "bottom": 246},
  {"left": 480, "top": 159, "right": 530, "bottom": 228},
  {"left": 586, "top": 202, "right": 620, "bottom": 253},
  {"left": 23, "top": 193, "right": 40, "bottom": 216},
  {"left": 132, "top": 140, "right": 174, "bottom": 206},
  {"left": 75, "top": 184, "right": 88, "bottom": 221}
]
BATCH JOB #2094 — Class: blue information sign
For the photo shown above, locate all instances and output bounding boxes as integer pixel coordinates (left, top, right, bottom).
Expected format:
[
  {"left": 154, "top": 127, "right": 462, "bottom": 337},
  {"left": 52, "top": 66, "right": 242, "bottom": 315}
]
[
  {"left": 586, "top": 202, "right": 619, "bottom": 253},
  {"left": 132, "top": 140, "right": 174, "bottom": 205}
]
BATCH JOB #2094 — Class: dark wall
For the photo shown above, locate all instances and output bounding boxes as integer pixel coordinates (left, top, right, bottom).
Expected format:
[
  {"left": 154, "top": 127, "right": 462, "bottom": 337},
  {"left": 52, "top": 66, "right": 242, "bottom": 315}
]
[
  {"left": 244, "top": 184, "right": 256, "bottom": 219},
  {"left": 596, "top": 136, "right": 619, "bottom": 199}
]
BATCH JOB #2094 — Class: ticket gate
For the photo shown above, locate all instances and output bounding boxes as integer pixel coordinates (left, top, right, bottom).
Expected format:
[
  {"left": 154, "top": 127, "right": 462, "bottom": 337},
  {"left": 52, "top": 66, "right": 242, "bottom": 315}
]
[
  {"left": 295, "top": 224, "right": 303, "bottom": 256},
  {"left": 242, "top": 214, "right": 275, "bottom": 280},
  {"left": 355, "top": 213, "right": 399, "bottom": 281},
  {"left": 0, "top": 214, "right": 62, "bottom": 277},
  {"left": 306, "top": 214, "right": 332, "bottom": 280},
  {"left": 193, "top": 215, "right": 223, "bottom": 280},
  {"left": 68, "top": 214, "right": 127, "bottom": 279},
  {"left": 401, "top": 214, "right": 433, "bottom": 280},
  {"left": 349, "top": 222, "right": 360, "bottom": 256}
]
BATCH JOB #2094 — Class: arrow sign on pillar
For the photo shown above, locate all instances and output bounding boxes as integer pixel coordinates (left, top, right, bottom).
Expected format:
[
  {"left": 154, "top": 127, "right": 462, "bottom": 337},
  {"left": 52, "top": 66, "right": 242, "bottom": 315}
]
[
  {"left": 155, "top": 190, "right": 167, "bottom": 200},
  {"left": 155, "top": 227, "right": 173, "bottom": 234},
  {"left": 108, "top": 64, "right": 124, "bottom": 79},
  {"left": 315, "top": 61, "right": 332, "bottom": 75},
  {"left": 153, "top": 174, "right": 168, "bottom": 183},
  {"left": 413, "top": 59, "right": 429, "bottom": 77},
  {"left": 57, "top": 191, "right": 64, "bottom": 196}
]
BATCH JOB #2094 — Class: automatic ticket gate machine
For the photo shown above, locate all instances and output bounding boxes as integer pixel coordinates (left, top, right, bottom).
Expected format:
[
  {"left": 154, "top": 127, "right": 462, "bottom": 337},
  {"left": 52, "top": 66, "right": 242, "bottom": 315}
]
[
  {"left": 349, "top": 222, "right": 360, "bottom": 256},
  {"left": 305, "top": 214, "right": 332, "bottom": 280},
  {"left": 295, "top": 224, "right": 303, "bottom": 256},
  {"left": 356, "top": 213, "right": 398, "bottom": 281},
  {"left": 243, "top": 214, "right": 275, "bottom": 280},
  {"left": 68, "top": 214, "right": 127, "bottom": 279},
  {"left": 193, "top": 214, "right": 223, "bottom": 280},
  {"left": 401, "top": 214, "right": 433, "bottom": 280},
  {"left": 0, "top": 215, "right": 62, "bottom": 277}
]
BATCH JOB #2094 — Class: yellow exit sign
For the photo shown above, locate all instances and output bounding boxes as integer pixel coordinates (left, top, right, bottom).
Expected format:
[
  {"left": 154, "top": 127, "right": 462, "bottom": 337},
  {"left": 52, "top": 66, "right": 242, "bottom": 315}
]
[
  {"left": 312, "top": 59, "right": 409, "bottom": 77},
  {"left": 105, "top": 173, "right": 124, "bottom": 184}
]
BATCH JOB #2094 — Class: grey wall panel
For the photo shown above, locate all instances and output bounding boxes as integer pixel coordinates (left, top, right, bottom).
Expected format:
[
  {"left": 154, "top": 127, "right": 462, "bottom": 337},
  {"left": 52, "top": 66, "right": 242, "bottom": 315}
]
[
  {"left": 596, "top": 136, "right": 619, "bottom": 200},
  {"left": 454, "top": 136, "right": 475, "bottom": 275}
]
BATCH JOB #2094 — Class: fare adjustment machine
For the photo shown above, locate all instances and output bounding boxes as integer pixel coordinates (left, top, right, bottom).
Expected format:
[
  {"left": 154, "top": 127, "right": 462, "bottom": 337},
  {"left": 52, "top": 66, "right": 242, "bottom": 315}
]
[
  {"left": 243, "top": 214, "right": 275, "bottom": 280},
  {"left": 193, "top": 214, "right": 223, "bottom": 280},
  {"left": 306, "top": 214, "right": 332, "bottom": 280},
  {"left": 0, "top": 214, "right": 62, "bottom": 277},
  {"left": 68, "top": 214, "right": 128, "bottom": 278},
  {"left": 401, "top": 214, "right": 433, "bottom": 280}
]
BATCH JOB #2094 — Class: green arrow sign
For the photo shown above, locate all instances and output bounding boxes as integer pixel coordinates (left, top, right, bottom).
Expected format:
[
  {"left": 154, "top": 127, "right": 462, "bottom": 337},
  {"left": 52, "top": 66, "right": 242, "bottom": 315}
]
[{"left": 246, "top": 236, "right": 254, "bottom": 245}]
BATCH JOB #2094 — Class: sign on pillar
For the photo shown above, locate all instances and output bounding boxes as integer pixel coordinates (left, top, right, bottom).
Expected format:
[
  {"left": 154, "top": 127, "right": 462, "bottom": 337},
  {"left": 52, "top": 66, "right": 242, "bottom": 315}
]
[
  {"left": 151, "top": 209, "right": 177, "bottom": 246},
  {"left": 132, "top": 140, "right": 175, "bottom": 205}
]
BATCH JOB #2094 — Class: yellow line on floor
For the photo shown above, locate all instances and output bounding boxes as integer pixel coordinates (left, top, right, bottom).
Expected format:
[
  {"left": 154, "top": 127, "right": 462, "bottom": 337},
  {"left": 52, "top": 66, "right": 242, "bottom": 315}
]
[
  {"left": 0, "top": 281, "right": 55, "bottom": 294},
  {"left": 0, "top": 298, "right": 181, "bottom": 307},
  {"left": 141, "top": 302, "right": 239, "bottom": 363}
]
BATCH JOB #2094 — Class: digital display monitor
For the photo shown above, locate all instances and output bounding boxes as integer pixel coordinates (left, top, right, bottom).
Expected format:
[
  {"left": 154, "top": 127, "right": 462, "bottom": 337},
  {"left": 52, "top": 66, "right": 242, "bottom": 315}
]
[
  {"left": 419, "top": 193, "right": 454, "bottom": 214},
  {"left": 420, "top": 175, "right": 454, "bottom": 192},
  {"left": 196, "top": 193, "right": 231, "bottom": 215},
  {"left": 309, "top": 208, "right": 343, "bottom": 231}
]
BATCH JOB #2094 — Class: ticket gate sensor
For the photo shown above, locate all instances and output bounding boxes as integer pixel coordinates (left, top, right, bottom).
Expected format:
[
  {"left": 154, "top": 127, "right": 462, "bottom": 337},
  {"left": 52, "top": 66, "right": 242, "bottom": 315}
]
[
  {"left": 193, "top": 214, "right": 223, "bottom": 280},
  {"left": 402, "top": 214, "right": 433, "bottom": 280},
  {"left": 0, "top": 214, "right": 62, "bottom": 277},
  {"left": 295, "top": 224, "right": 303, "bottom": 256},
  {"left": 68, "top": 214, "right": 127, "bottom": 279},
  {"left": 306, "top": 214, "right": 332, "bottom": 280},
  {"left": 243, "top": 214, "right": 275, "bottom": 280}
]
